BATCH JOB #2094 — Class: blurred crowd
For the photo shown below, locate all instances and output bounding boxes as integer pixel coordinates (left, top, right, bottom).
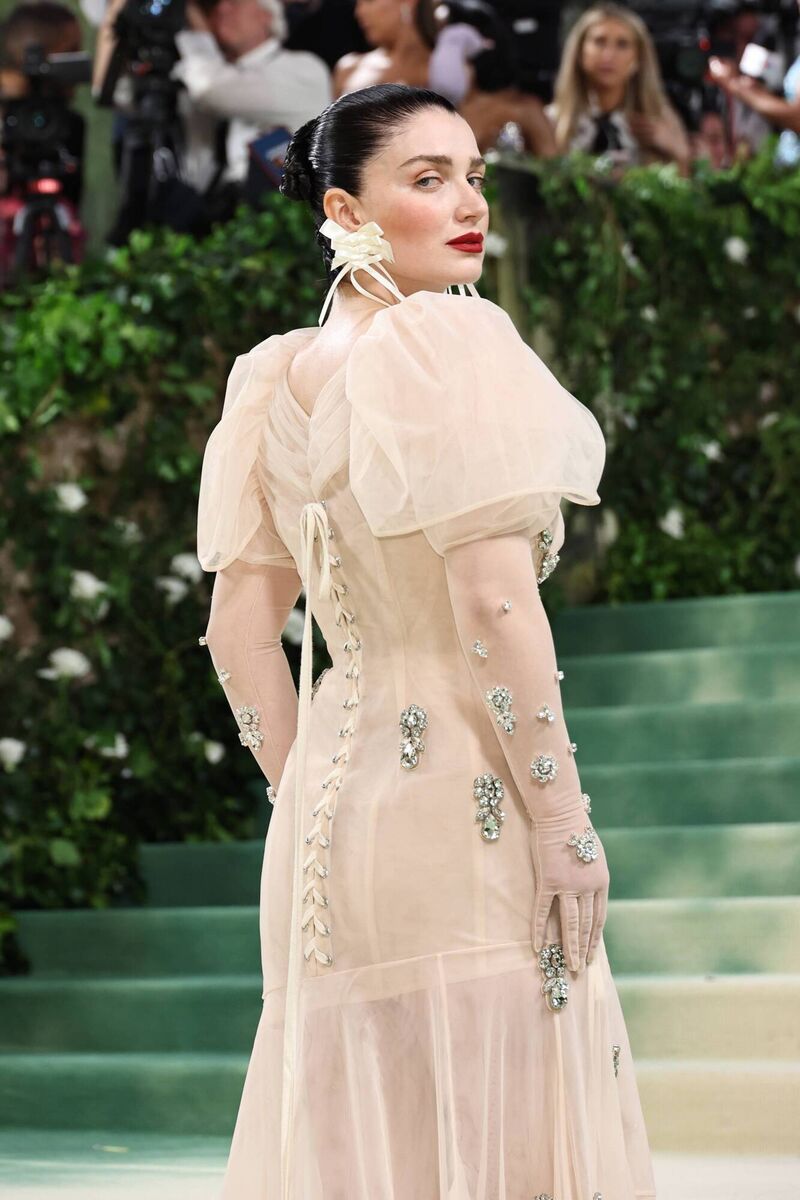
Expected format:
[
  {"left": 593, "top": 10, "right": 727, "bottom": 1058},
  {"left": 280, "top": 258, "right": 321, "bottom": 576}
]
[{"left": 1, "top": 0, "right": 799, "bottom": 273}]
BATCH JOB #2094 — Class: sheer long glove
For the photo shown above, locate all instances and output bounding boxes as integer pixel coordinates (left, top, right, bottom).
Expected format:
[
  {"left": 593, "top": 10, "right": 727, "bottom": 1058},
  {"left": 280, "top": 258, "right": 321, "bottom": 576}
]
[
  {"left": 443, "top": 531, "right": 609, "bottom": 973},
  {"left": 204, "top": 558, "right": 302, "bottom": 791}
]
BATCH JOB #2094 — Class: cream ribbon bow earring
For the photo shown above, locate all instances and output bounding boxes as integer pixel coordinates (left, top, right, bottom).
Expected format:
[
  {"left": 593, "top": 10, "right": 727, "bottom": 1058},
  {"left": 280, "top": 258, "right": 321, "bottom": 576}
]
[{"left": 317, "top": 217, "right": 406, "bottom": 325}]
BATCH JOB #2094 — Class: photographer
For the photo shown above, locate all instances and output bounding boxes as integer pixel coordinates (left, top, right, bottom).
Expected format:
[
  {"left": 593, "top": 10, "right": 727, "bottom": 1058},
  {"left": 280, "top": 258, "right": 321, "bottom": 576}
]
[
  {"left": 93, "top": 0, "right": 332, "bottom": 197},
  {"left": 0, "top": 1, "right": 85, "bottom": 207},
  {"left": 709, "top": 0, "right": 800, "bottom": 168}
]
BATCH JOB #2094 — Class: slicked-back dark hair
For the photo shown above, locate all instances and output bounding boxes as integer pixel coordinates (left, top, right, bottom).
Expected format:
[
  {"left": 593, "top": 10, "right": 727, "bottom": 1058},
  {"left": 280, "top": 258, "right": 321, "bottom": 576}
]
[{"left": 280, "top": 83, "right": 458, "bottom": 293}]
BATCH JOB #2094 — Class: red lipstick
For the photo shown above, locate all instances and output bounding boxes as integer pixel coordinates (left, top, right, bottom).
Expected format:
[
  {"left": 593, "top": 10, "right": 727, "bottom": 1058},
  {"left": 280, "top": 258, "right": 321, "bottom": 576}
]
[{"left": 447, "top": 232, "right": 484, "bottom": 253}]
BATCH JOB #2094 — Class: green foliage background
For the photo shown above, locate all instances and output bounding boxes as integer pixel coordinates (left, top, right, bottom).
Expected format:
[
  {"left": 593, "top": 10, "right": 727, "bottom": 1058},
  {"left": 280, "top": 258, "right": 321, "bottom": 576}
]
[{"left": 1, "top": 153, "right": 798, "bottom": 971}]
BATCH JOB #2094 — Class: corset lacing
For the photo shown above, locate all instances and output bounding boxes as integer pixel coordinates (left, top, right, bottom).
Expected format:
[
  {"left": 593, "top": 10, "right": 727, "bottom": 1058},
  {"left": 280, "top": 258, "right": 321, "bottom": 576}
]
[{"left": 280, "top": 497, "right": 362, "bottom": 1200}]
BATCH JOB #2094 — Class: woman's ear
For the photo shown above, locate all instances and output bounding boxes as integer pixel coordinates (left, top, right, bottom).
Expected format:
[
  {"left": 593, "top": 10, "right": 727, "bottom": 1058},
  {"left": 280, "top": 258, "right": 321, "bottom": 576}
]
[{"left": 322, "top": 189, "right": 363, "bottom": 231}]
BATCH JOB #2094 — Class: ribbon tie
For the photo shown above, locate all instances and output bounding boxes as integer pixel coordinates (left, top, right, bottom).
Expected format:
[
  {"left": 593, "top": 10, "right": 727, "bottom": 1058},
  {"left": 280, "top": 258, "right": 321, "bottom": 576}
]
[{"left": 317, "top": 217, "right": 407, "bottom": 326}]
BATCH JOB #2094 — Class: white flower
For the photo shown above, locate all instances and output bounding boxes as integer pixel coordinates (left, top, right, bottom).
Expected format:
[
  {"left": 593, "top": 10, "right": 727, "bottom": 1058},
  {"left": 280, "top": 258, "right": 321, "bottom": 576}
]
[
  {"left": 99, "top": 733, "right": 129, "bottom": 759},
  {"left": 155, "top": 576, "right": 189, "bottom": 605},
  {"left": 0, "top": 614, "right": 13, "bottom": 642},
  {"left": 282, "top": 607, "right": 305, "bottom": 646},
  {"left": 640, "top": 305, "right": 658, "bottom": 323},
  {"left": 204, "top": 740, "right": 226, "bottom": 764},
  {"left": 70, "top": 570, "right": 108, "bottom": 602},
  {"left": 38, "top": 647, "right": 92, "bottom": 680},
  {"left": 169, "top": 553, "right": 203, "bottom": 584},
  {"left": 620, "top": 411, "right": 638, "bottom": 430},
  {"left": 0, "top": 737, "right": 26, "bottom": 770},
  {"left": 759, "top": 381, "right": 777, "bottom": 403},
  {"left": 659, "top": 507, "right": 685, "bottom": 539},
  {"left": 620, "top": 241, "right": 640, "bottom": 270},
  {"left": 699, "top": 440, "right": 722, "bottom": 461},
  {"left": 724, "top": 236, "right": 749, "bottom": 264},
  {"left": 795, "top": 554, "right": 800, "bottom": 579},
  {"left": 794, "top": 304, "right": 800, "bottom": 324},
  {"left": 114, "top": 517, "right": 142, "bottom": 545},
  {"left": 742, "top": 306, "right": 757, "bottom": 320},
  {"left": 758, "top": 412, "right": 779, "bottom": 430},
  {"left": 483, "top": 231, "right": 508, "bottom": 258},
  {"left": 53, "top": 482, "right": 88, "bottom": 513},
  {"left": 596, "top": 509, "right": 619, "bottom": 550}
]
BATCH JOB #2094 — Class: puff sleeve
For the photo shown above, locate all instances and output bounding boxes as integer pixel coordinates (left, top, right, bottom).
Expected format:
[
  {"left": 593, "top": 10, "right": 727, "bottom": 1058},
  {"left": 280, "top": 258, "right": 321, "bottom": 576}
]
[
  {"left": 346, "top": 291, "right": 605, "bottom": 556},
  {"left": 197, "top": 343, "right": 297, "bottom": 572}
]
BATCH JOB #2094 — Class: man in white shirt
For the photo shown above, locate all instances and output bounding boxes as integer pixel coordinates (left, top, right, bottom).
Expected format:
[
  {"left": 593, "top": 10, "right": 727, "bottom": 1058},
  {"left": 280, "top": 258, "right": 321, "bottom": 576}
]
[
  {"left": 92, "top": 0, "right": 331, "bottom": 196},
  {"left": 173, "top": 0, "right": 332, "bottom": 190}
]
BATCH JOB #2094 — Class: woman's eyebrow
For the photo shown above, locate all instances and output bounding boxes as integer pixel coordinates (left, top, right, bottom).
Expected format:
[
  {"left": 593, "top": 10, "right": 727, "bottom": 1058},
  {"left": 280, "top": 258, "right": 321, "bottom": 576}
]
[{"left": 398, "top": 154, "right": 487, "bottom": 170}]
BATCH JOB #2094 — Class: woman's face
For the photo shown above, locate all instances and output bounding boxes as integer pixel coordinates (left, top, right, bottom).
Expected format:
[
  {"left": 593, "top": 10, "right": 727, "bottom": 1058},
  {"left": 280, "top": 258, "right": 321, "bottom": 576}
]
[
  {"left": 354, "top": 0, "right": 410, "bottom": 47},
  {"left": 327, "top": 107, "right": 489, "bottom": 295},
  {"left": 580, "top": 17, "right": 640, "bottom": 93}
]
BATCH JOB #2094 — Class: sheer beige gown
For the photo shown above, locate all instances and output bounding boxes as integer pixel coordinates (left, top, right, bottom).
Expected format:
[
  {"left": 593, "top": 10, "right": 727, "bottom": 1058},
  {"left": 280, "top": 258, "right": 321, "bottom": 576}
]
[{"left": 197, "top": 289, "right": 657, "bottom": 1200}]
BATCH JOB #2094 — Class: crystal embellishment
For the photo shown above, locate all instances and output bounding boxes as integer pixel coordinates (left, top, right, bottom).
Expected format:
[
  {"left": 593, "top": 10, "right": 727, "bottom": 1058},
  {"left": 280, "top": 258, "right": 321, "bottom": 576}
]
[
  {"left": 612, "top": 1044, "right": 621, "bottom": 1077},
  {"left": 266, "top": 784, "right": 276, "bottom": 805},
  {"left": 568, "top": 740, "right": 577, "bottom": 754},
  {"left": 555, "top": 668, "right": 564, "bottom": 681},
  {"left": 198, "top": 635, "right": 207, "bottom": 646},
  {"left": 582, "top": 791, "right": 592, "bottom": 814},
  {"left": 235, "top": 705, "right": 264, "bottom": 751},
  {"left": 471, "top": 639, "right": 488, "bottom": 658},
  {"left": 217, "top": 669, "right": 231, "bottom": 684},
  {"left": 530, "top": 753, "right": 559, "bottom": 784},
  {"left": 501, "top": 599, "right": 512, "bottom": 611},
  {"left": 473, "top": 772, "right": 506, "bottom": 841},
  {"left": 538, "top": 942, "right": 569, "bottom": 1010},
  {"left": 568, "top": 825, "right": 599, "bottom": 862},
  {"left": 399, "top": 703, "right": 428, "bottom": 769},
  {"left": 485, "top": 685, "right": 517, "bottom": 734},
  {"left": 536, "top": 527, "right": 560, "bottom": 584},
  {"left": 537, "top": 702, "right": 555, "bottom": 722}
]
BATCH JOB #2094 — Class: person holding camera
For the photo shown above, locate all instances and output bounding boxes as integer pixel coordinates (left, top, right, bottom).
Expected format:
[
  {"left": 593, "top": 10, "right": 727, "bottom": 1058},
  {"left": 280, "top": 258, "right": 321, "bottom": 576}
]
[
  {"left": 93, "top": 0, "right": 331, "bottom": 199},
  {"left": 708, "top": 0, "right": 800, "bottom": 169}
]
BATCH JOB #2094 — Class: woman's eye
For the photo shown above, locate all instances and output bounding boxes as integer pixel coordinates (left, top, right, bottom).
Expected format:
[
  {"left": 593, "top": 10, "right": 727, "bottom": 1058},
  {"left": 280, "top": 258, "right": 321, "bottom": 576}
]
[
  {"left": 415, "top": 176, "right": 440, "bottom": 187},
  {"left": 470, "top": 175, "right": 487, "bottom": 189},
  {"left": 415, "top": 175, "right": 487, "bottom": 189}
]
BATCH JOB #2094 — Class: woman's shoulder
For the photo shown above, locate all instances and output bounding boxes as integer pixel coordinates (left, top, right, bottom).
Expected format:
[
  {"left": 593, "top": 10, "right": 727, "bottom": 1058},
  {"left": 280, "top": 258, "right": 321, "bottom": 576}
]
[{"left": 352, "top": 289, "right": 521, "bottom": 356}]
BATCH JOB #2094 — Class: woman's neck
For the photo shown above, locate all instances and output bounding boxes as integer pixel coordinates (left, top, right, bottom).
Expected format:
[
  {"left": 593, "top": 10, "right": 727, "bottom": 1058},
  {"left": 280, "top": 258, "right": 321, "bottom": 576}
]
[{"left": 588, "top": 82, "right": 628, "bottom": 113}]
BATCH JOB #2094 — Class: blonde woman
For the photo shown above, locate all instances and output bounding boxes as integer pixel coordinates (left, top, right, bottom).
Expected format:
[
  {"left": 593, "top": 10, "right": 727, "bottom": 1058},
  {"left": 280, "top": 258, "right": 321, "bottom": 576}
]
[{"left": 546, "top": 3, "right": 691, "bottom": 172}]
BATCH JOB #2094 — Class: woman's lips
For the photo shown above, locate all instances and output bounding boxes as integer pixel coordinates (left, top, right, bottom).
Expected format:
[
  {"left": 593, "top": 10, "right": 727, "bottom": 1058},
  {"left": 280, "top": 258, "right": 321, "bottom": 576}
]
[{"left": 447, "top": 235, "right": 484, "bottom": 253}]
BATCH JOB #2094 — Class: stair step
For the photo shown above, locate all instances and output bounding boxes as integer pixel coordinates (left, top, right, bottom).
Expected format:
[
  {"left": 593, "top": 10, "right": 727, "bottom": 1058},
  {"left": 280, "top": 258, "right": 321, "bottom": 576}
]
[
  {"left": 581, "top": 756, "right": 799, "bottom": 828},
  {"left": 568, "top": 698, "right": 799, "bottom": 764},
  {"left": 636, "top": 1059, "right": 800, "bottom": 1154},
  {"left": 604, "top": 897, "right": 800, "bottom": 975},
  {"left": 551, "top": 591, "right": 800, "bottom": 655},
  {"left": 13, "top": 897, "right": 800, "bottom": 978},
  {"left": 0, "top": 1053, "right": 245, "bottom": 1136},
  {"left": 137, "top": 824, "right": 800, "bottom": 908},
  {"left": 2, "top": 971, "right": 797, "bottom": 1060},
  {"left": 559, "top": 643, "right": 800, "bottom": 706},
  {"left": 601, "top": 823, "right": 800, "bottom": 899},
  {"left": 0, "top": 1051, "right": 796, "bottom": 1152}
]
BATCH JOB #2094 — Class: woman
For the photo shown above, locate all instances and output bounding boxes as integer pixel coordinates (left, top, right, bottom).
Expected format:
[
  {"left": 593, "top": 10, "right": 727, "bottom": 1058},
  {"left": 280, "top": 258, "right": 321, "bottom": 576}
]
[
  {"left": 547, "top": 3, "right": 691, "bottom": 172},
  {"left": 196, "top": 83, "right": 656, "bottom": 1199},
  {"left": 334, "top": 0, "right": 555, "bottom": 156}
]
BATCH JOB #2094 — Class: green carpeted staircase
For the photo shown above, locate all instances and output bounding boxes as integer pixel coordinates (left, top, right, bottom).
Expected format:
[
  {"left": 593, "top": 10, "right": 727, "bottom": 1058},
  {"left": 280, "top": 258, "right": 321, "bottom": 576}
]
[{"left": 2, "top": 592, "right": 798, "bottom": 1154}]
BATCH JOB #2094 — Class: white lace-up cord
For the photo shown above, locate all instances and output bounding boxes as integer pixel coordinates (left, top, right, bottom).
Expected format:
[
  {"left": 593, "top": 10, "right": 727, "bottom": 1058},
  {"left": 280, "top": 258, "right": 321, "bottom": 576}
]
[{"left": 280, "top": 498, "right": 362, "bottom": 1200}]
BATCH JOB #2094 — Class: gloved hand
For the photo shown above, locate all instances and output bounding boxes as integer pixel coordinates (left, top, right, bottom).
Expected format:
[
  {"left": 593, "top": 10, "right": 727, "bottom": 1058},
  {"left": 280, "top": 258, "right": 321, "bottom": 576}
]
[{"left": 529, "top": 805, "right": 609, "bottom": 972}]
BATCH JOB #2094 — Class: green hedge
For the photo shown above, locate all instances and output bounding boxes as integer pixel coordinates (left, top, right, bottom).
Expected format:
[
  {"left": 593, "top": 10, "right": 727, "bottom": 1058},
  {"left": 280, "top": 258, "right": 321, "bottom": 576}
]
[
  {"left": 505, "top": 148, "right": 800, "bottom": 600},
  {"left": 1, "top": 153, "right": 798, "bottom": 971}
]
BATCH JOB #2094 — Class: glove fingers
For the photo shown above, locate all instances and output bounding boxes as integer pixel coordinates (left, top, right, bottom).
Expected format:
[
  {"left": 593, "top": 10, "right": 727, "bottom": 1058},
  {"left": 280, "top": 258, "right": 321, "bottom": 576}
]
[
  {"left": 578, "top": 892, "right": 594, "bottom": 970},
  {"left": 558, "top": 893, "right": 581, "bottom": 972},
  {"left": 587, "top": 888, "right": 608, "bottom": 964},
  {"left": 533, "top": 890, "right": 556, "bottom": 955}
]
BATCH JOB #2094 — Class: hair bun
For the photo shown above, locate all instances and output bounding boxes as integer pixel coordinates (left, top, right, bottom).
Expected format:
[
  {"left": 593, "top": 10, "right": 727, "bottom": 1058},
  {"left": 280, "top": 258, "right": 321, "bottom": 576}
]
[
  {"left": 280, "top": 118, "right": 318, "bottom": 203},
  {"left": 280, "top": 154, "right": 313, "bottom": 202}
]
